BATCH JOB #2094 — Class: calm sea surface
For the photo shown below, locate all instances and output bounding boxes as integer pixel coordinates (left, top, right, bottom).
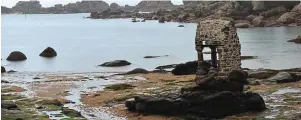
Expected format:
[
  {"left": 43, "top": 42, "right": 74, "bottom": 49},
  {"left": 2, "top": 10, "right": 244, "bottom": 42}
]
[{"left": 1, "top": 13, "right": 301, "bottom": 72}]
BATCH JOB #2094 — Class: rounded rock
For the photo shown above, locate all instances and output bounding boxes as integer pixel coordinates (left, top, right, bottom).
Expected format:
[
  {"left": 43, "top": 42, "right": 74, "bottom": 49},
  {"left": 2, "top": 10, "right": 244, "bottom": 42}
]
[
  {"left": 39, "top": 47, "right": 57, "bottom": 57},
  {"left": 6, "top": 51, "right": 27, "bottom": 61}
]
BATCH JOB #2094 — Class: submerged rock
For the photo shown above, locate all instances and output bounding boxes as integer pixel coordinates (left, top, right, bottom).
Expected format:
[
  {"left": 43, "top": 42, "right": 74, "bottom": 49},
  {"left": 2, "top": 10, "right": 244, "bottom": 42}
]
[
  {"left": 126, "top": 68, "right": 148, "bottom": 74},
  {"left": 288, "top": 36, "right": 301, "bottom": 44},
  {"left": 99, "top": 60, "right": 131, "bottom": 67},
  {"left": 143, "top": 55, "right": 168, "bottom": 58},
  {"left": 1, "top": 66, "right": 6, "bottom": 73},
  {"left": 39, "top": 47, "right": 57, "bottom": 57},
  {"left": 178, "top": 25, "right": 185, "bottom": 27},
  {"left": 6, "top": 51, "right": 27, "bottom": 61}
]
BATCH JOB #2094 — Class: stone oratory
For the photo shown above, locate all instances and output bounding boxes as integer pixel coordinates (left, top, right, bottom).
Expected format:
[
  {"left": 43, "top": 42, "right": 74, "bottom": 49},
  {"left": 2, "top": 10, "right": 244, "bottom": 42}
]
[{"left": 195, "top": 19, "right": 241, "bottom": 81}]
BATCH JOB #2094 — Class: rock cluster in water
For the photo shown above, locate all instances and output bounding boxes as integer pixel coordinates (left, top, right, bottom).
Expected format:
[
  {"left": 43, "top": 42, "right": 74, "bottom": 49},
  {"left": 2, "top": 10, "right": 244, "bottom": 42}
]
[{"left": 88, "top": 1, "right": 301, "bottom": 27}]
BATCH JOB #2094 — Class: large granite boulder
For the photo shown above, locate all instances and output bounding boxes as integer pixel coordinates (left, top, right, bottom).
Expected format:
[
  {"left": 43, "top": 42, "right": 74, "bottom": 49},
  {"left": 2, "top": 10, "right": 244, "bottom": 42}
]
[
  {"left": 264, "top": 6, "right": 287, "bottom": 17},
  {"left": 39, "top": 47, "right": 57, "bottom": 58},
  {"left": 292, "top": 3, "right": 301, "bottom": 13},
  {"left": 99, "top": 60, "right": 131, "bottom": 67},
  {"left": 277, "top": 12, "right": 300, "bottom": 24},
  {"left": 125, "top": 90, "right": 266, "bottom": 118},
  {"left": 252, "top": 16, "right": 265, "bottom": 27},
  {"left": 246, "top": 15, "right": 257, "bottom": 22},
  {"left": 6, "top": 51, "right": 27, "bottom": 61},
  {"left": 1, "top": 66, "right": 6, "bottom": 73},
  {"left": 268, "top": 72, "right": 296, "bottom": 83}
]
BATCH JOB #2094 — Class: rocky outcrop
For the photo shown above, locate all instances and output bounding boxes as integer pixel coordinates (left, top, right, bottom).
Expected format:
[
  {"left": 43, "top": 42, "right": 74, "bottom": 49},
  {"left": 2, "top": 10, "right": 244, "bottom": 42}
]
[
  {"left": 12, "top": 1, "right": 42, "bottom": 14},
  {"left": 39, "top": 47, "right": 57, "bottom": 58},
  {"left": 277, "top": 12, "right": 300, "bottom": 24},
  {"left": 1, "top": 6, "right": 12, "bottom": 14},
  {"left": 288, "top": 36, "right": 301, "bottom": 44},
  {"left": 136, "top": 0, "right": 177, "bottom": 12},
  {"left": 99, "top": 60, "right": 131, "bottom": 67},
  {"left": 6, "top": 51, "right": 27, "bottom": 61},
  {"left": 1, "top": 66, "right": 6, "bottom": 73},
  {"left": 85, "top": 1, "right": 300, "bottom": 27},
  {"left": 126, "top": 68, "right": 148, "bottom": 74},
  {"left": 126, "top": 81, "right": 265, "bottom": 119}
]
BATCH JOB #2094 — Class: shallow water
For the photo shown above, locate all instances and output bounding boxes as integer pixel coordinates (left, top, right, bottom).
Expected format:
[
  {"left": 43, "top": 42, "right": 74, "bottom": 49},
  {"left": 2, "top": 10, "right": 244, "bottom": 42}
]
[
  {"left": 1, "top": 72, "right": 143, "bottom": 119},
  {"left": 2, "top": 13, "right": 301, "bottom": 72}
]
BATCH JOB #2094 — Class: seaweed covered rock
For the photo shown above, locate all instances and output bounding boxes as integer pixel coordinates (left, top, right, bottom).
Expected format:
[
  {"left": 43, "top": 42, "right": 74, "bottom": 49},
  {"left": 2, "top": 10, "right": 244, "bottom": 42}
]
[
  {"left": 6, "top": 51, "right": 27, "bottom": 61},
  {"left": 39, "top": 47, "right": 57, "bottom": 57}
]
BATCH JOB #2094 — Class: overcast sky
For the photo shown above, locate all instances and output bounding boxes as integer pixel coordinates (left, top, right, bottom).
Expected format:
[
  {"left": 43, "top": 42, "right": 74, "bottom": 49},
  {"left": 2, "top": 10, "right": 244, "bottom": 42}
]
[{"left": 2, "top": 0, "right": 184, "bottom": 8}]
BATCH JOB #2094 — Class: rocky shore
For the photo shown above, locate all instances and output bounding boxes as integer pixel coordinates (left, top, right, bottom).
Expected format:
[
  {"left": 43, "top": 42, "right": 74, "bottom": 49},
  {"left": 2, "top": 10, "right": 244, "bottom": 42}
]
[
  {"left": 88, "top": 1, "right": 301, "bottom": 28},
  {"left": 3, "top": 1, "right": 300, "bottom": 28},
  {"left": 2, "top": 66, "right": 301, "bottom": 119}
]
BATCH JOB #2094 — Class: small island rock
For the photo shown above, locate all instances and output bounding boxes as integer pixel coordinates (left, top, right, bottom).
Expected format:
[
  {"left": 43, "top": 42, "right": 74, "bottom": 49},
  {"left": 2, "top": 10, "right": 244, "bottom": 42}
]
[
  {"left": 6, "top": 51, "right": 27, "bottom": 61},
  {"left": 39, "top": 47, "right": 57, "bottom": 57}
]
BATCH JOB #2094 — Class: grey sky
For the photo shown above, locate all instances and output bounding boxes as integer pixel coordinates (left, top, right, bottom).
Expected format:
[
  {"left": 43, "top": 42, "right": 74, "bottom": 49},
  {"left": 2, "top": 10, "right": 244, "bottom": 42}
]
[{"left": 2, "top": 0, "right": 184, "bottom": 8}]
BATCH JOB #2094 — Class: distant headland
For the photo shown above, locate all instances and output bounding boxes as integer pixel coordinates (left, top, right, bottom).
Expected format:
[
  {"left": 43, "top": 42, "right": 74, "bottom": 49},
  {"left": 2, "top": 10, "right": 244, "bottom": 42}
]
[{"left": 1, "top": 1, "right": 301, "bottom": 28}]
